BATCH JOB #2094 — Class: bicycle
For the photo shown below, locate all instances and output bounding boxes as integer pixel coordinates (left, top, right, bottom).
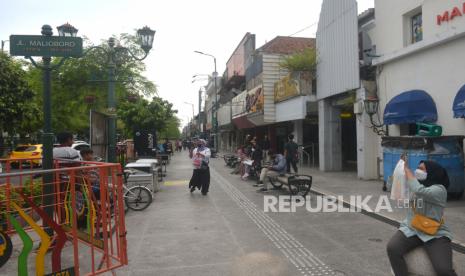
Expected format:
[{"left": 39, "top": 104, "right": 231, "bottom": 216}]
[{"left": 121, "top": 170, "right": 153, "bottom": 211}]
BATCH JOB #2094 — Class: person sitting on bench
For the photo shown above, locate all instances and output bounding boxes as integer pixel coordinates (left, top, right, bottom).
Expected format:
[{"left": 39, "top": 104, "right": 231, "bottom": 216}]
[{"left": 256, "top": 150, "right": 286, "bottom": 192}]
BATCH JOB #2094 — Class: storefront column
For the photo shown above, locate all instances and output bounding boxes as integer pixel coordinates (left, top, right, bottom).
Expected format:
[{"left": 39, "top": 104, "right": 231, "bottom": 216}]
[
  {"left": 356, "top": 88, "right": 379, "bottom": 179},
  {"left": 318, "top": 99, "right": 342, "bottom": 171},
  {"left": 292, "top": 120, "right": 304, "bottom": 145}
]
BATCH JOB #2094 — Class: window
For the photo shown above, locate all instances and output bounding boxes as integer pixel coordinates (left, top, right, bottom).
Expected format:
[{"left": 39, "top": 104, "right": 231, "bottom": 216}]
[{"left": 411, "top": 13, "right": 423, "bottom": 43}]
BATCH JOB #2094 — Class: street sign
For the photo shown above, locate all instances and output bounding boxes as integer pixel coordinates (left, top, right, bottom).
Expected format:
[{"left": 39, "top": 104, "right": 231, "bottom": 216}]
[{"left": 9, "top": 35, "right": 83, "bottom": 57}]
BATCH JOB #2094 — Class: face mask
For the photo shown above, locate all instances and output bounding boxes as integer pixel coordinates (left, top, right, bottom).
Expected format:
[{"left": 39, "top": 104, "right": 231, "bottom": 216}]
[{"left": 414, "top": 169, "right": 427, "bottom": 181}]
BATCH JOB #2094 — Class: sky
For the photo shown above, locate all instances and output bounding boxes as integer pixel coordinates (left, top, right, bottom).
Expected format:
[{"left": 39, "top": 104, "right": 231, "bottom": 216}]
[{"left": 0, "top": 0, "right": 374, "bottom": 129}]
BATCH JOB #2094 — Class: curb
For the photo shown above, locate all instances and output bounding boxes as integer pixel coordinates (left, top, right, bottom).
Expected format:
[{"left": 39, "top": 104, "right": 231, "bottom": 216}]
[{"left": 308, "top": 187, "right": 465, "bottom": 255}]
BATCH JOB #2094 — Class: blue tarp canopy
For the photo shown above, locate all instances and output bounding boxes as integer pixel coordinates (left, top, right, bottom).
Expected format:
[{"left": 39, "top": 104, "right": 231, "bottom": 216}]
[
  {"left": 383, "top": 90, "right": 437, "bottom": 125},
  {"left": 453, "top": 84, "right": 465, "bottom": 118}
]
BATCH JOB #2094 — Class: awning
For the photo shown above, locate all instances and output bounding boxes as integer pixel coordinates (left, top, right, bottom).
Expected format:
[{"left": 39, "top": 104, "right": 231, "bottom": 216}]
[
  {"left": 453, "top": 84, "right": 465, "bottom": 118},
  {"left": 247, "top": 111, "right": 266, "bottom": 126},
  {"left": 232, "top": 116, "right": 255, "bottom": 129},
  {"left": 383, "top": 90, "right": 437, "bottom": 125}
]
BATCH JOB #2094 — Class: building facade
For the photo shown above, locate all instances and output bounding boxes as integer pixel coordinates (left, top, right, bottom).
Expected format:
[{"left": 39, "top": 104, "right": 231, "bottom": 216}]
[
  {"left": 316, "top": 0, "right": 379, "bottom": 177},
  {"left": 363, "top": 0, "right": 465, "bottom": 180},
  {"left": 372, "top": 0, "right": 465, "bottom": 136},
  {"left": 230, "top": 36, "right": 315, "bottom": 153}
]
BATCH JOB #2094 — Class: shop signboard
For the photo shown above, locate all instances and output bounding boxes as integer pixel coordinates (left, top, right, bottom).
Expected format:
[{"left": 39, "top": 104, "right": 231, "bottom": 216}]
[{"left": 245, "top": 86, "right": 264, "bottom": 113}]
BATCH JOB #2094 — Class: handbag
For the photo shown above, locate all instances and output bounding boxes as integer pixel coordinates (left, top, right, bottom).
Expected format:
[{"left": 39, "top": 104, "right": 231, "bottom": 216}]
[{"left": 411, "top": 204, "right": 443, "bottom": 235}]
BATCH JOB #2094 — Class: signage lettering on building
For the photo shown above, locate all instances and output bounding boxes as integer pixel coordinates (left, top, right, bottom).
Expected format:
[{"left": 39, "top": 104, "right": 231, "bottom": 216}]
[
  {"left": 274, "top": 75, "right": 300, "bottom": 102},
  {"left": 437, "top": 3, "right": 465, "bottom": 25},
  {"left": 245, "top": 87, "right": 263, "bottom": 113}
]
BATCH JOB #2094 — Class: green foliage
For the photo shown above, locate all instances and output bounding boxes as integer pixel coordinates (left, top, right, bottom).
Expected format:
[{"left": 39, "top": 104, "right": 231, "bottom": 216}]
[
  {"left": 279, "top": 48, "right": 317, "bottom": 74},
  {"left": 0, "top": 52, "right": 41, "bottom": 135},
  {"left": 0, "top": 178, "right": 42, "bottom": 215},
  {"left": 158, "top": 116, "right": 181, "bottom": 139},
  {"left": 2, "top": 33, "right": 176, "bottom": 142},
  {"left": 25, "top": 34, "right": 159, "bottom": 136},
  {"left": 117, "top": 96, "right": 179, "bottom": 138}
]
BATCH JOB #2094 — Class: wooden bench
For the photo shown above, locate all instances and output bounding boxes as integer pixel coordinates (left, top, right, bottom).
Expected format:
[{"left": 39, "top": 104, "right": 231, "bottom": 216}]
[{"left": 269, "top": 174, "right": 312, "bottom": 197}]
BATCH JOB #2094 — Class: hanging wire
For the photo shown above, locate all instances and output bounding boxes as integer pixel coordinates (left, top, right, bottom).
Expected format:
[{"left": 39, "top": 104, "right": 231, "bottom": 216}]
[{"left": 288, "top": 3, "right": 358, "bottom": 37}]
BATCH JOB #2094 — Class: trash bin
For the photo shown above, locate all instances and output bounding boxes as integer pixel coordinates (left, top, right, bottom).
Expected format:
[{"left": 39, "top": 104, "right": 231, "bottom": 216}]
[
  {"left": 382, "top": 136, "right": 465, "bottom": 199},
  {"left": 136, "top": 158, "right": 161, "bottom": 192},
  {"left": 125, "top": 161, "right": 159, "bottom": 192}
]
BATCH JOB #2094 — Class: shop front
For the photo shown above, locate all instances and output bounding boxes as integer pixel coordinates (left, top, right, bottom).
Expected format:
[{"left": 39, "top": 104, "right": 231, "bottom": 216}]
[
  {"left": 217, "top": 103, "right": 234, "bottom": 152},
  {"left": 273, "top": 70, "right": 318, "bottom": 156}
]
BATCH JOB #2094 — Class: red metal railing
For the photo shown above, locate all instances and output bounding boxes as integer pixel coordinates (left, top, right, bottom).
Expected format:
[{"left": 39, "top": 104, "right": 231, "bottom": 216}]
[{"left": 0, "top": 157, "right": 127, "bottom": 275}]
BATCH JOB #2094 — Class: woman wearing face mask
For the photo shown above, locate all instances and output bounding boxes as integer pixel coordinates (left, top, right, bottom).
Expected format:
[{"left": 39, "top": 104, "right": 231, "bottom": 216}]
[
  {"left": 386, "top": 160, "right": 456, "bottom": 276},
  {"left": 188, "top": 139, "right": 211, "bottom": 195}
]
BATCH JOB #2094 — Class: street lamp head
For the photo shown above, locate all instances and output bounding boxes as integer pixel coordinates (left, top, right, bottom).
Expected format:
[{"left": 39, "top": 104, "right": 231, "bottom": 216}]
[
  {"left": 137, "top": 26, "right": 156, "bottom": 53},
  {"left": 364, "top": 98, "right": 379, "bottom": 116},
  {"left": 108, "top": 37, "right": 116, "bottom": 48},
  {"left": 57, "top": 23, "right": 78, "bottom": 37}
]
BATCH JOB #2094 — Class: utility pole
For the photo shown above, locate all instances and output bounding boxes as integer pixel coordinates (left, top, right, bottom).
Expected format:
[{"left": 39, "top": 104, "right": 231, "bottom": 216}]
[
  {"left": 194, "top": 51, "right": 218, "bottom": 152},
  {"left": 1, "top": 40, "right": 8, "bottom": 52}
]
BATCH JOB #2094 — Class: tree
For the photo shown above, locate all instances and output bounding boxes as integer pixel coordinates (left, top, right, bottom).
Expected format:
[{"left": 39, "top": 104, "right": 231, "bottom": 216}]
[
  {"left": 117, "top": 96, "right": 179, "bottom": 139},
  {"left": 158, "top": 117, "right": 181, "bottom": 139},
  {"left": 0, "top": 52, "right": 41, "bottom": 136},
  {"left": 25, "top": 34, "right": 158, "bottom": 137},
  {"left": 279, "top": 48, "right": 317, "bottom": 74}
]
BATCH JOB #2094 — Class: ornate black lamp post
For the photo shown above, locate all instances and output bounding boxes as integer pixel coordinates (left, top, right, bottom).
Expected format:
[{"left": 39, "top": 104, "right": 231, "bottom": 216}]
[
  {"left": 364, "top": 97, "right": 386, "bottom": 136},
  {"left": 82, "top": 26, "right": 155, "bottom": 162}
]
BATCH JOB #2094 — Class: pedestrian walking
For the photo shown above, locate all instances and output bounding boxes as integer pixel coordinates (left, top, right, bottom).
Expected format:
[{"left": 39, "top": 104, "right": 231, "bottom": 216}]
[
  {"left": 386, "top": 160, "right": 457, "bottom": 276},
  {"left": 176, "top": 139, "right": 182, "bottom": 152},
  {"left": 189, "top": 139, "right": 211, "bottom": 195},
  {"left": 182, "top": 140, "right": 187, "bottom": 151},
  {"left": 250, "top": 139, "right": 263, "bottom": 179},
  {"left": 284, "top": 134, "right": 298, "bottom": 174}
]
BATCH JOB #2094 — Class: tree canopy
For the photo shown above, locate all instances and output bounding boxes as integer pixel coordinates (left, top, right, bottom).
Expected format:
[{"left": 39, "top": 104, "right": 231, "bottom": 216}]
[
  {"left": 117, "top": 96, "right": 179, "bottom": 139},
  {"left": 0, "top": 52, "right": 41, "bottom": 136},
  {"left": 279, "top": 48, "right": 317, "bottom": 74},
  {"left": 22, "top": 34, "right": 178, "bottom": 140}
]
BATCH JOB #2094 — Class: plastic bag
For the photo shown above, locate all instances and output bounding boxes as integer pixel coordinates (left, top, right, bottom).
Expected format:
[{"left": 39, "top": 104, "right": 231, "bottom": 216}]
[
  {"left": 390, "top": 159, "right": 409, "bottom": 200},
  {"left": 192, "top": 156, "right": 202, "bottom": 169}
]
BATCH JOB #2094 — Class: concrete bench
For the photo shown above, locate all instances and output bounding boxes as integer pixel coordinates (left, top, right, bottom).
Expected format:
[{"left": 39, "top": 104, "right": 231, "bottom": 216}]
[
  {"left": 404, "top": 247, "right": 457, "bottom": 276},
  {"left": 269, "top": 174, "right": 312, "bottom": 197}
]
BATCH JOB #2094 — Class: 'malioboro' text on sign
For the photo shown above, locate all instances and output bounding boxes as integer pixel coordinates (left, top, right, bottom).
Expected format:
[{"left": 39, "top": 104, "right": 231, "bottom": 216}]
[
  {"left": 437, "top": 3, "right": 465, "bottom": 25},
  {"left": 9, "top": 35, "right": 83, "bottom": 57}
]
